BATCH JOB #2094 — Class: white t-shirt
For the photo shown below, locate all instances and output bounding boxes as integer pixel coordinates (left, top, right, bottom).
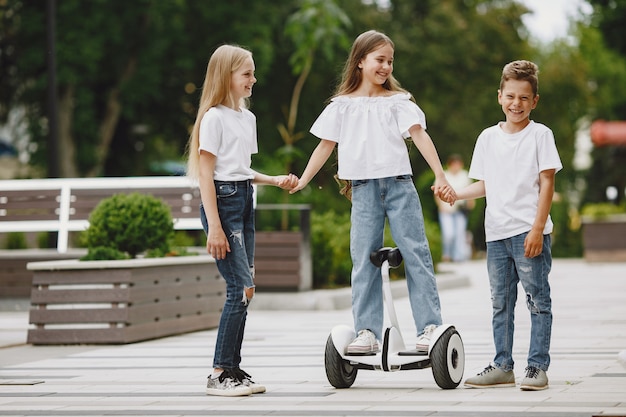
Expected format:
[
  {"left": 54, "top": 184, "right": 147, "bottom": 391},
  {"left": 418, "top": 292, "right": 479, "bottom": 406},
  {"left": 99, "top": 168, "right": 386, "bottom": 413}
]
[
  {"left": 309, "top": 93, "right": 426, "bottom": 180},
  {"left": 468, "top": 120, "right": 562, "bottom": 242},
  {"left": 198, "top": 105, "right": 258, "bottom": 181}
]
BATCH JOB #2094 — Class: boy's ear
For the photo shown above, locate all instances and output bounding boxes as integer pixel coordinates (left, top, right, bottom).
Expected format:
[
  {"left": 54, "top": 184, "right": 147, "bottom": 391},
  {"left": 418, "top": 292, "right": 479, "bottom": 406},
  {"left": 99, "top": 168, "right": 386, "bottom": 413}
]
[
  {"left": 532, "top": 94, "right": 540, "bottom": 108},
  {"left": 497, "top": 89, "right": 502, "bottom": 104}
]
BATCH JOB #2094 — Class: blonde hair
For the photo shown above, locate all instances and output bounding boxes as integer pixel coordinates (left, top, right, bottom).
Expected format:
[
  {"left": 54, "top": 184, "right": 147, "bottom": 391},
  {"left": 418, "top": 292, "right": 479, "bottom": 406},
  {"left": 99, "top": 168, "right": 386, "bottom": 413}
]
[
  {"left": 334, "top": 30, "right": 409, "bottom": 98},
  {"left": 186, "top": 45, "right": 253, "bottom": 179},
  {"left": 500, "top": 60, "right": 539, "bottom": 96}
]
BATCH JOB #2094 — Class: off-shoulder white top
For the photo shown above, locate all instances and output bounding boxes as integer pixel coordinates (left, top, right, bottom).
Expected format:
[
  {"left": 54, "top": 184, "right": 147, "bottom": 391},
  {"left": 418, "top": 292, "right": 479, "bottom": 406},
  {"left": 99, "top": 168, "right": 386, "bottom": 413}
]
[{"left": 310, "top": 93, "right": 426, "bottom": 180}]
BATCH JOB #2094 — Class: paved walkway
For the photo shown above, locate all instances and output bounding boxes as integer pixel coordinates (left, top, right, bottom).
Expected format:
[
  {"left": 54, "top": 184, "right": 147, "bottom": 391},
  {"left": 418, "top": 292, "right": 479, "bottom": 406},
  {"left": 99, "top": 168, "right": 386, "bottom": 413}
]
[{"left": 0, "top": 259, "right": 625, "bottom": 417}]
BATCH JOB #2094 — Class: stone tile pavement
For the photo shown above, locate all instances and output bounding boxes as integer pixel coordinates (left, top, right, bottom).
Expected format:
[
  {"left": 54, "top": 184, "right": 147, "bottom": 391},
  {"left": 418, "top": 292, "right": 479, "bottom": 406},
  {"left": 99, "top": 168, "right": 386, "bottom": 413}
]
[{"left": 0, "top": 259, "right": 625, "bottom": 416}]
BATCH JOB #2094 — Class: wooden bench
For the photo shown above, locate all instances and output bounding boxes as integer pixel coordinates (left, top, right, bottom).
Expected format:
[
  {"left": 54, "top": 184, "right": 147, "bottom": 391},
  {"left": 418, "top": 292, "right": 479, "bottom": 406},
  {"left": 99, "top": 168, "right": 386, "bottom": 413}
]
[{"left": 0, "top": 177, "right": 312, "bottom": 297}]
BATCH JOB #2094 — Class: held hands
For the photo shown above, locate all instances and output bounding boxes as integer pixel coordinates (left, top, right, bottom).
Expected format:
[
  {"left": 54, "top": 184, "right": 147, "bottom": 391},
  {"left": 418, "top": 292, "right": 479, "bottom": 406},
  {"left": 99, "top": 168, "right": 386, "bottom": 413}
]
[
  {"left": 288, "top": 178, "right": 308, "bottom": 194},
  {"left": 431, "top": 179, "right": 457, "bottom": 206},
  {"left": 275, "top": 173, "right": 299, "bottom": 190}
]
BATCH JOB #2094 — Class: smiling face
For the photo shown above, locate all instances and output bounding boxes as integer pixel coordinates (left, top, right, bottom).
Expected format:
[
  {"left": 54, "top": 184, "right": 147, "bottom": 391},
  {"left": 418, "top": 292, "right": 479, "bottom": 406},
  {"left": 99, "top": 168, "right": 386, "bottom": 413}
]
[
  {"left": 498, "top": 78, "right": 539, "bottom": 131},
  {"left": 230, "top": 57, "right": 256, "bottom": 106},
  {"left": 358, "top": 42, "right": 394, "bottom": 88}
]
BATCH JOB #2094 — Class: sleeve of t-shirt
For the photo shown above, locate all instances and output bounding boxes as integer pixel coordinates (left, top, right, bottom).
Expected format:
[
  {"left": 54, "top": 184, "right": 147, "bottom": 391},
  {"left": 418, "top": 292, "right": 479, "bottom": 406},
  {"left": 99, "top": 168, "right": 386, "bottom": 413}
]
[
  {"left": 537, "top": 129, "right": 563, "bottom": 173},
  {"left": 310, "top": 101, "right": 341, "bottom": 142},
  {"left": 395, "top": 100, "right": 427, "bottom": 138},
  {"left": 468, "top": 132, "right": 486, "bottom": 181},
  {"left": 244, "top": 109, "right": 259, "bottom": 155},
  {"left": 198, "top": 109, "right": 222, "bottom": 156}
]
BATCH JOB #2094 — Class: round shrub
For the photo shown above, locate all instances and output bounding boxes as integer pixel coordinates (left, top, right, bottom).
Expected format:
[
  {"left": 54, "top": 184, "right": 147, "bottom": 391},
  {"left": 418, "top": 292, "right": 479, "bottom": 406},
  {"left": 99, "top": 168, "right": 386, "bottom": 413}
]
[{"left": 82, "top": 192, "right": 174, "bottom": 259}]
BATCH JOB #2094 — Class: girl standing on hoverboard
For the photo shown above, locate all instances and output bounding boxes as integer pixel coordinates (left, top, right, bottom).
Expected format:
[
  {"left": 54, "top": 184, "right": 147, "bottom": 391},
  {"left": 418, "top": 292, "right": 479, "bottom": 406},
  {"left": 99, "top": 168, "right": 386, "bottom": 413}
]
[{"left": 290, "top": 30, "right": 455, "bottom": 355}]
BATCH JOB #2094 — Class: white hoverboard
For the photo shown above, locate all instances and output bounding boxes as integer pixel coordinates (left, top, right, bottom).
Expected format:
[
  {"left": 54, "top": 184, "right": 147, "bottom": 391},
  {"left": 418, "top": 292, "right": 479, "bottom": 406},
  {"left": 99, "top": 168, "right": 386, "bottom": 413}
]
[{"left": 324, "top": 247, "right": 465, "bottom": 389}]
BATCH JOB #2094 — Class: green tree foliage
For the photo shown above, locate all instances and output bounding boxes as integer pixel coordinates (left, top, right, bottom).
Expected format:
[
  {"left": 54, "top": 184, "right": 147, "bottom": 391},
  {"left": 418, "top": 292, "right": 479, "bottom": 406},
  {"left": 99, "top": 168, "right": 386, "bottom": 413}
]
[
  {"left": 579, "top": 0, "right": 626, "bottom": 205},
  {"left": 1, "top": 0, "right": 608, "bottom": 264}
]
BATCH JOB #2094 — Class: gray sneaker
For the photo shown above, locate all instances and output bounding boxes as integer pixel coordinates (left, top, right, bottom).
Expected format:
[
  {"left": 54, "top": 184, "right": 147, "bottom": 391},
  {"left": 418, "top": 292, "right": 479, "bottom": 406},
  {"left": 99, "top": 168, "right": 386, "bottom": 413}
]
[
  {"left": 234, "top": 368, "right": 266, "bottom": 394},
  {"left": 520, "top": 366, "right": 549, "bottom": 391},
  {"left": 206, "top": 370, "right": 252, "bottom": 397},
  {"left": 346, "top": 329, "right": 379, "bottom": 355},
  {"left": 464, "top": 365, "right": 516, "bottom": 388}
]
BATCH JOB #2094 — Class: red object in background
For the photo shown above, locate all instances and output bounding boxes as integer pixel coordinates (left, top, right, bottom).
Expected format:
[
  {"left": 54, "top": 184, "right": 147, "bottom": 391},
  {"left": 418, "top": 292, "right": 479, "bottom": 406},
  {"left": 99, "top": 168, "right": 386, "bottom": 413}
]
[{"left": 590, "top": 120, "right": 626, "bottom": 147}]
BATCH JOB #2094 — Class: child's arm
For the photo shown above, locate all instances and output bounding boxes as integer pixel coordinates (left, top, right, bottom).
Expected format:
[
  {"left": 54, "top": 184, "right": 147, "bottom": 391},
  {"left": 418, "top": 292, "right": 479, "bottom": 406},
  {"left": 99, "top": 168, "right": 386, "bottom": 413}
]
[
  {"left": 253, "top": 172, "right": 299, "bottom": 190},
  {"left": 435, "top": 180, "right": 485, "bottom": 205},
  {"left": 524, "top": 169, "right": 556, "bottom": 258},
  {"left": 198, "top": 151, "right": 230, "bottom": 260},
  {"left": 289, "top": 139, "right": 336, "bottom": 194},
  {"left": 408, "top": 125, "right": 456, "bottom": 200},
  {"left": 454, "top": 180, "right": 486, "bottom": 201}
]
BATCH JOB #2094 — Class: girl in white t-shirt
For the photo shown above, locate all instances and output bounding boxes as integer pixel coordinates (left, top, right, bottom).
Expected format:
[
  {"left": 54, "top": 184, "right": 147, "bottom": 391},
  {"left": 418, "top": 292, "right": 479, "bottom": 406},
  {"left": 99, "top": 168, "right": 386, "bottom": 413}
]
[
  {"left": 186, "top": 45, "right": 297, "bottom": 397},
  {"left": 290, "top": 30, "right": 454, "bottom": 355}
]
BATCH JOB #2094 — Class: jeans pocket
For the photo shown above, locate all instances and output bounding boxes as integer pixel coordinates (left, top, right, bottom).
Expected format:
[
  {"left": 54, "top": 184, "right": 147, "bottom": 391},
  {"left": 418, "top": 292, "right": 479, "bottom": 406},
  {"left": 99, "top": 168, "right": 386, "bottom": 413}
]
[
  {"left": 216, "top": 183, "right": 236, "bottom": 198},
  {"left": 394, "top": 174, "right": 413, "bottom": 182}
]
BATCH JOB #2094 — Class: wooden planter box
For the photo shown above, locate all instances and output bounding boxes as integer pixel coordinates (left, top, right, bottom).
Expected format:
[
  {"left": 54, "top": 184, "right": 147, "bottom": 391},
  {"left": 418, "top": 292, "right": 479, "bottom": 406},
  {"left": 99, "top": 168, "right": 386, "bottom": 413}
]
[
  {"left": 26, "top": 255, "right": 225, "bottom": 345},
  {"left": 0, "top": 249, "right": 86, "bottom": 298},
  {"left": 582, "top": 214, "right": 626, "bottom": 262}
]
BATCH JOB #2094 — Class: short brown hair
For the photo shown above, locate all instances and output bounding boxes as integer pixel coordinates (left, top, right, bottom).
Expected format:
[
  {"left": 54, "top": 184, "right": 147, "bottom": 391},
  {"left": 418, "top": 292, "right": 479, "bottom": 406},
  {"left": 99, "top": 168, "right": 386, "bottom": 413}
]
[{"left": 500, "top": 60, "right": 539, "bottom": 96}]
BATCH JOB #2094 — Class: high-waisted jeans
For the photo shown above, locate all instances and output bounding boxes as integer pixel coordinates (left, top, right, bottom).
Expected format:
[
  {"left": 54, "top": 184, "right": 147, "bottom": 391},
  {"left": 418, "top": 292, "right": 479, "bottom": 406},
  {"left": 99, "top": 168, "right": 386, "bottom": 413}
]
[
  {"left": 349, "top": 175, "right": 442, "bottom": 341},
  {"left": 200, "top": 180, "right": 255, "bottom": 370}
]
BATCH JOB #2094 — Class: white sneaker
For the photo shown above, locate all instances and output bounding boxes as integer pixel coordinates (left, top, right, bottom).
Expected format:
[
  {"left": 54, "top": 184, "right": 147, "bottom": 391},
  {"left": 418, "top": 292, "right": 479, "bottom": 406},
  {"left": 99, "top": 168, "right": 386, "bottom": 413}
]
[
  {"left": 416, "top": 324, "right": 438, "bottom": 352},
  {"left": 206, "top": 370, "right": 252, "bottom": 397},
  {"left": 346, "top": 329, "right": 379, "bottom": 355}
]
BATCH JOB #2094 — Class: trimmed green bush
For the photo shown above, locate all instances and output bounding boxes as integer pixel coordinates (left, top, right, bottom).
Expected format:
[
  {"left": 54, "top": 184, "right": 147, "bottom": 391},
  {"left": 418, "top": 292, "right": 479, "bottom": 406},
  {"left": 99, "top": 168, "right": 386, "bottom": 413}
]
[
  {"left": 581, "top": 202, "right": 626, "bottom": 220},
  {"left": 81, "top": 193, "right": 174, "bottom": 259}
]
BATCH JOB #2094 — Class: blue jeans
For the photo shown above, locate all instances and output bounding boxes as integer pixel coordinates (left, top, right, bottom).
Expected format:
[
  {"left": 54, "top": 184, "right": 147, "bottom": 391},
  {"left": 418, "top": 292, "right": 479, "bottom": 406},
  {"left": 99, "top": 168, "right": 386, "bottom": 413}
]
[
  {"left": 200, "top": 180, "right": 255, "bottom": 370},
  {"left": 350, "top": 175, "right": 442, "bottom": 341},
  {"left": 439, "top": 210, "right": 469, "bottom": 262},
  {"left": 487, "top": 232, "right": 553, "bottom": 371}
]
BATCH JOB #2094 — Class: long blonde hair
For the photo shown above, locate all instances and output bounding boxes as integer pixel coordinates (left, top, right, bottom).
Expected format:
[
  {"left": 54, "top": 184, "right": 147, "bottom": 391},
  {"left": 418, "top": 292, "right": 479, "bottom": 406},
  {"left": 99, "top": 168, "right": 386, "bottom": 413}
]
[
  {"left": 186, "top": 45, "right": 253, "bottom": 180},
  {"left": 334, "top": 30, "right": 408, "bottom": 98}
]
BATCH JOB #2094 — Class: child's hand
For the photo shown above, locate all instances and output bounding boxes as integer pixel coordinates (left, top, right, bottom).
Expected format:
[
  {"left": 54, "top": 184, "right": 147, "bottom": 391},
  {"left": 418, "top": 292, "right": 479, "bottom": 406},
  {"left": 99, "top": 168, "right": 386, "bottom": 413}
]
[
  {"left": 289, "top": 178, "right": 309, "bottom": 194},
  {"left": 207, "top": 227, "right": 230, "bottom": 260},
  {"left": 275, "top": 173, "right": 299, "bottom": 190},
  {"left": 432, "top": 182, "right": 457, "bottom": 206}
]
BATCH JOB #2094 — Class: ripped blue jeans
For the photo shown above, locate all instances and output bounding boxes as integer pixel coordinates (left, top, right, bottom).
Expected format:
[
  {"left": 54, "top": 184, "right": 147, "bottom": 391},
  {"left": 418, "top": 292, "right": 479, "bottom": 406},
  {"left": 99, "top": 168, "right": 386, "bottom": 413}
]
[
  {"left": 487, "top": 232, "right": 552, "bottom": 372},
  {"left": 200, "top": 180, "right": 255, "bottom": 370}
]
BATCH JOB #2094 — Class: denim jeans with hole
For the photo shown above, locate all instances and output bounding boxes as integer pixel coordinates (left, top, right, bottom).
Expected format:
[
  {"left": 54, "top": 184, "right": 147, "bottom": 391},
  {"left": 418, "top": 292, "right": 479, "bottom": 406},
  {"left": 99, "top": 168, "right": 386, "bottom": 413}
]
[
  {"left": 487, "top": 232, "right": 553, "bottom": 371},
  {"left": 350, "top": 175, "right": 442, "bottom": 341},
  {"left": 200, "top": 180, "right": 255, "bottom": 370}
]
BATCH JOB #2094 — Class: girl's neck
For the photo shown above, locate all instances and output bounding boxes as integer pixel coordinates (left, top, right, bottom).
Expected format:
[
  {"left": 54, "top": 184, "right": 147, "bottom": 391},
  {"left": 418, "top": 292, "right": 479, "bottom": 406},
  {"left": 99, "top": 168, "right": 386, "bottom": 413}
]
[
  {"left": 351, "top": 83, "right": 389, "bottom": 97},
  {"left": 222, "top": 96, "right": 242, "bottom": 111}
]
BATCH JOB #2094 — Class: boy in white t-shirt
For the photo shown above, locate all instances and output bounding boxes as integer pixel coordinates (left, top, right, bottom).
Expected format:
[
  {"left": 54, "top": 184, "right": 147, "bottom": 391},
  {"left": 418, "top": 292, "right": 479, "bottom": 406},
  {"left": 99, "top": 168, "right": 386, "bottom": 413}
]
[{"left": 441, "top": 60, "right": 562, "bottom": 391}]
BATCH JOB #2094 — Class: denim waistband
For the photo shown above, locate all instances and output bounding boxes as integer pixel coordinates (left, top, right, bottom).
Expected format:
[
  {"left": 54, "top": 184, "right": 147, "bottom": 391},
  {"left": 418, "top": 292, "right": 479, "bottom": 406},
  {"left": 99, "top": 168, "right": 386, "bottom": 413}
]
[{"left": 214, "top": 179, "right": 252, "bottom": 186}]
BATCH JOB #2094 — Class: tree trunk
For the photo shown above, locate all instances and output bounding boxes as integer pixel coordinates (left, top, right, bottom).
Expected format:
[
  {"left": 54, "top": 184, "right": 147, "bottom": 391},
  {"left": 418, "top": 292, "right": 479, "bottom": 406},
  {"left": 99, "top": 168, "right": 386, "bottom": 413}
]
[{"left": 58, "top": 85, "right": 78, "bottom": 177}]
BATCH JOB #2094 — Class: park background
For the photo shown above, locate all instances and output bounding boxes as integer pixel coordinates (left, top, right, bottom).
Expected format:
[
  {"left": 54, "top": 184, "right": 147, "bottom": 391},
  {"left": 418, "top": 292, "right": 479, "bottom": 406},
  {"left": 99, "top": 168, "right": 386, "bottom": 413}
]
[{"left": 1, "top": 0, "right": 625, "bottom": 288}]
